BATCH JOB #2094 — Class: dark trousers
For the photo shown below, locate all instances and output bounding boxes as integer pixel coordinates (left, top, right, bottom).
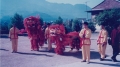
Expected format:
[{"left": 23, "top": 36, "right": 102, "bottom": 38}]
[
  {"left": 71, "top": 44, "right": 80, "bottom": 50},
  {"left": 112, "top": 45, "right": 119, "bottom": 59}
]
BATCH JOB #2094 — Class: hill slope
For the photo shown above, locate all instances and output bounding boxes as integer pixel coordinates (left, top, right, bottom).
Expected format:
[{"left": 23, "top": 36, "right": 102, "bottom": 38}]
[{"left": 1, "top": 0, "right": 91, "bottom": 21}]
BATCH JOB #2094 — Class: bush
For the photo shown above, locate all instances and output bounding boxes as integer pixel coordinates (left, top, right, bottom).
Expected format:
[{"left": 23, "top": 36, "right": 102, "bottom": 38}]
[
  {"left": 54, "top": 16, "right": 63, "bottom": 24},
  {"left": 96, "top": 8, "right": 120, "bottom": 35},
  {"left": 0, "top": 17, "right": 10, "bottom": 34},
  {"left": 88, "top": 22, "right": 96, "bottom": 32},
  {"left": 72, "top": 19, "right": 82, "bottom": 32},
  {"left": 9, "top": 13, "right": 24, "bottom": 30}
]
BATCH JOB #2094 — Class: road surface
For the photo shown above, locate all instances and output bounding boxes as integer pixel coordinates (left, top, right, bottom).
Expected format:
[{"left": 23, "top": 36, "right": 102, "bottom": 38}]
[{"left": 0, "top": 33, "right": 120, "bottom": 67}]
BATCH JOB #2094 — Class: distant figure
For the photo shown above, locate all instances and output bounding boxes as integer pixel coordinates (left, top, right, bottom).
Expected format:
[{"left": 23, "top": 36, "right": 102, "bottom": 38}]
[
  {"left": 97, "top": 24, "right": 108, "bottom": 61},
  {"left": 42, "top": 22, "right": 47, "bottom": 32},
  {"left": 9, "top": 24, "right": 20, "bottom": 53},
  {"left": 111, "top": 24, "right": 120, "bottom": 62},
  {"left": 79, "top": 22, "right": 91, "bottom": 64},
  {"left": 45, "top": 23, "right": 52, "bottom": 51}
]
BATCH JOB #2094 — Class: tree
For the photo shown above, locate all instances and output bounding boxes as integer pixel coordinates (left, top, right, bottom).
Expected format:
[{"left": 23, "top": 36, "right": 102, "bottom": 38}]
[
  {"left": 64, "top": 19, "right": 73, "bottom": 33},
  {"left": 96, "top": 9, "right": 120, "bottom": 26},
  {"left": 72, "top": 19, "right": 82, "bottom": 32},
  {"left": 88, "top": 22, "right": 96, "bottom": 32},
  {"left": 39, "top": 17, "right": 44, "bottom": 26},
  {"left": 96, "top": 8, "right": 120, "bottom": 36},
  {"left": 8, "top": 13, "right": 24, "bottom": 30},
  {"left": 55, "top": 16, "right": 63, "bottom": 24},
  {"left": 0, "top": 16, "right": 11, "bottom": 34}
]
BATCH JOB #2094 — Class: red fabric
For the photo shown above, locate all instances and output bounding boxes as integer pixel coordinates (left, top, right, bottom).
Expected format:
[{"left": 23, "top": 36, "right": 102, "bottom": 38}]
[
  {"left": 62, "top": 34, "right": 72, "bottom": 46},
  {"left": 55, "top": 35, "right": 64, "bottom": 55},
  {"left": 47, "top": 25, "right": 58, "bottom": 44},
  {"left": 67, "top": 31, "right": 79, "bottom": 37},
  {"left": 111, "top": 29, "right": 117, "bottom": 45},
  {"left": 50, "top": 36, "right": 57, "bottom": 43},
  {"left": 80, "top": 30, "right": 86, "bottom": 47},
  {"left": 97, "top": 30, "right": 103, "bottom": 44},
  {"left": 48, "top": 24, "right": 65, "bottom": 55},
  {"left": 10, "top": 27, "right": 18, "bottom": 39},
  {"left": 14, "top": 27, "right": 15, "bottom": 38},
  {"left": 24, "top": 16, "right": 42, "bottom": 50},
  {"left": 31, "top": 39, "right": 39, "bottom": 51},
  {"left": 49, "top": 25, "right": 58, "bottom": 29},
  {"left": 59, "top": 24, "right": 65, "bottom": 34},
  {"left": 61, "top": 31, "right": 80, "bottom": 50}
]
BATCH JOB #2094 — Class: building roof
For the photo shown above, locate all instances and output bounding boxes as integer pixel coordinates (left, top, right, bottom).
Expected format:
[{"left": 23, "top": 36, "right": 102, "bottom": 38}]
[{"left": 92, "top": 0, "right": 120, "bottom": 10}]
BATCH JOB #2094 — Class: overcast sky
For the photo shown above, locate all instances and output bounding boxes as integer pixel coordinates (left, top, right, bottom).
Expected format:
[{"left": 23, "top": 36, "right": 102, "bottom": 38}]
[{"left": 46, "top": 0, "right": 104, "bottom": 8}]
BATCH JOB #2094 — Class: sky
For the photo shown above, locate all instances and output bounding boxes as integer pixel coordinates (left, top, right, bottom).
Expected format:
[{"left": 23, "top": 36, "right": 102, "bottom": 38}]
[{"left": 46, "top": 0, "right": 104, "bottom": 8}]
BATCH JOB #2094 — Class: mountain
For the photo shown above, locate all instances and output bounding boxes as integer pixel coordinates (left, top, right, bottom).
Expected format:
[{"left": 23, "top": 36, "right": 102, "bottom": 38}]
[{"left": 1, "top": 0, "right": 91, "bottom": 21}]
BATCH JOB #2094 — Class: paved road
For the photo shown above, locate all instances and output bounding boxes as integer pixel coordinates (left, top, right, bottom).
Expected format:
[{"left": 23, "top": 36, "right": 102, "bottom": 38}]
[{"left": 0, "top": 33, "right": 120, "bottom": 67}]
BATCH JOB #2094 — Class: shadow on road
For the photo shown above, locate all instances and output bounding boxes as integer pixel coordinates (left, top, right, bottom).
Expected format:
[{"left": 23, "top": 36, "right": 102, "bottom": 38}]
[
  {"left": 63, "top": 51, "right": 82, "bottom": 59},
  {"left": 0, "top": 48, "right": 9, "bottom": 51},
  {"left": 17, "top": 52, "right": 53, "bottom": 57},
  {"left": 63, "top": 50, "right": 100, "bottom": 59},
  {"left": 0, "top": 35, "right": 9, "bottom": 38},
  {"left": 90, "top": 61, "right": 120, "bottom": 67}
]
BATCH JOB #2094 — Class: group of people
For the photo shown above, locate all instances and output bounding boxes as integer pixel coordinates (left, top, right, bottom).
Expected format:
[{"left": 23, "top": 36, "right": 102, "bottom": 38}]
[
  {"left": 79, "top": 22, "right": 120, "bottom": 63},
  {"left": 9, "top": 16, "right": 120, "bottom": 64}
]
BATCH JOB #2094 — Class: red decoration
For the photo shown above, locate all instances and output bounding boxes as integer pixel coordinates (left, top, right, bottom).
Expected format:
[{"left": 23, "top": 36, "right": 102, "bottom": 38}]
[{"left": 24, "top": 16, "right": 44, "bottom": 51}]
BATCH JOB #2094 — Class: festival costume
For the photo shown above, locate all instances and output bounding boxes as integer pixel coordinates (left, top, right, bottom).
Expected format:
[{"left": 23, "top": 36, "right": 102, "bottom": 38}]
[
  {"left": 67, "top": 31, "right": 80, "bottom": 51},
  {"left": 55, "top": 24, "right": 66, "bottom": 54},
  {"left": 59, "top": 24, "right": 65, "bottom": 34},
  {"left": 79, "top": 28, "right": 91, "bottom": 62},
  {"left": 111, "top": 29, "right": 120, "bottom": 61},
  {"left": 97, "top": 29, "right": 108, "bottom": 59},
  {"left": 9, "top": 27, "right": 20, "bottom": 52},
  {"left": 45, "top": 25, "right": 57, "bottom": 50},
  {"left": 37, "top": 25, "right": 45, "bottom": 47},
  {"left": 24, "top": 16, "right": 43, "bottom": 51}
]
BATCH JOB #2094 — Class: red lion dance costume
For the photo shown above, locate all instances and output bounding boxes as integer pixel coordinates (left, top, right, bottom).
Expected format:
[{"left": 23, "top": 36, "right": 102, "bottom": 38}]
[
  {"left": 45, "top": 24, "right": 65, "bottom": 55},
  {"left": 55, "top": 27, "right": 80, "bottom": 54},
  {"left": 67, "top": 31, "right": 80, "bottom": 51},
  {"left": 55, "top": 24, "right": 65, "bottom": 55},
  {"left": 46, "top": 24, "right": 80, "bottom": 55},
  {"left": 24, "top": 16, "right": 44, "bottom": 51}
]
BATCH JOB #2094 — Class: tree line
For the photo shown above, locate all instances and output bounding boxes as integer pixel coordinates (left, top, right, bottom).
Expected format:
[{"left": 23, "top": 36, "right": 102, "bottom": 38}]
[
  {"left": 1, "top": 8, "right": 120, "bottom": 34},
  {"left": 0, "top": 13, "right": 97, "bottom": 34}
]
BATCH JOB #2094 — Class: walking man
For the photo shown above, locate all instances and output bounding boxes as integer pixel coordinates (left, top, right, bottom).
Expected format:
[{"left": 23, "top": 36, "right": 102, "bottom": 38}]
[
  {"left": 97, "top": 24, "right": 108, "bottom": 61},
  {"left": 111, "top": 24, "right": 120, "bottom": 62},
  {"left": 79, "top": 22, "right": 91, "bottom": 64}
]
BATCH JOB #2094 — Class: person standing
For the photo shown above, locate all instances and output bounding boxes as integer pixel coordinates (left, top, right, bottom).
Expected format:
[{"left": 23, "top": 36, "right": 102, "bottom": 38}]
[
  {"left": 97, "top": 24, "right": 108, "bottom": 61},
  {"left": 45, "top": 23, "right": 52, "bottom": 51},
  {"left": 111, "top": 24, "right": 120, "bottom": 62},
  {"left": 9, "top": 24, "right": 20, "bottom": 53},
  {"left": 79, "top": 22, "right": 91, "bottom": 64}
]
